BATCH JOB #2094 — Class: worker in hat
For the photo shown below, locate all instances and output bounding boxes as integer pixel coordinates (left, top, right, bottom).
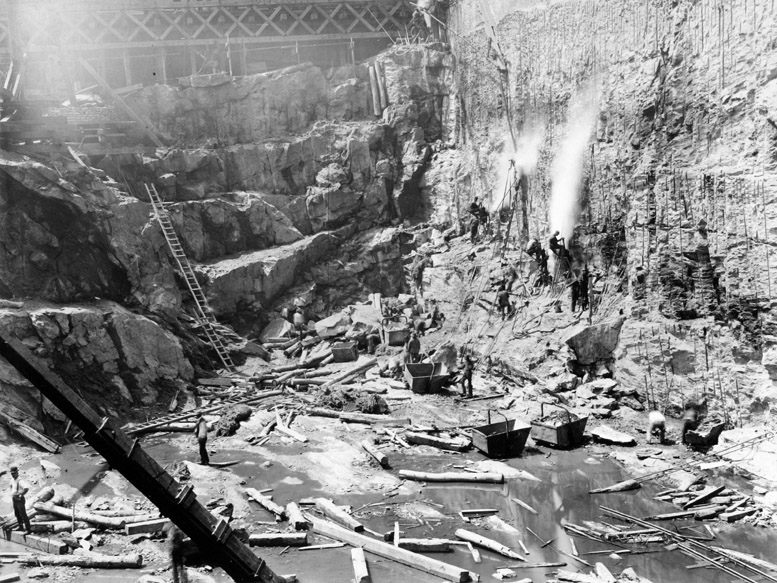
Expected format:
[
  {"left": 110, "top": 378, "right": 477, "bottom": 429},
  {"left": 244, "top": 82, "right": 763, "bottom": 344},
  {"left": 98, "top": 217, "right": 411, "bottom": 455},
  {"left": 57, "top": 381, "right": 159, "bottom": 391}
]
[
  {"left": 8, "top": 466, "right": 31, "bottom": 532},
  {"left": 193, "top": 414, "right": 209, "bottom": 466}
]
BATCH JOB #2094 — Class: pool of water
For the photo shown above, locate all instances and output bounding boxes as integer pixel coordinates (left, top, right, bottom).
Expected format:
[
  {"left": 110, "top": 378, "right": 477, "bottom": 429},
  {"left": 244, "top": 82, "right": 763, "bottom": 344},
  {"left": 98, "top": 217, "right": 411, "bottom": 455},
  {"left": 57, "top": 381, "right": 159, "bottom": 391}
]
[{"left": 2, "top": 441, "right": 776, "bottom": 583}]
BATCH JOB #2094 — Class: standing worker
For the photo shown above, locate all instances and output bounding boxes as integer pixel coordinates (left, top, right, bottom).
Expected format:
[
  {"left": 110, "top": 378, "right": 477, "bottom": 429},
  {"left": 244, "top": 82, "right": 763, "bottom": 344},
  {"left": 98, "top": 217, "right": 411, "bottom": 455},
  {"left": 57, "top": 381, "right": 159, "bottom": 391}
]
[
  {"left": 293, "top": 307, "right": 306, "bottom": 340},
  {"left": 194, "top": 414, "right": 209, "bottom": 466},
  {"left": 167, "top": 524, "right": 188, "bottom": 583},
  {"left": 580, "top": 265, "right": 591, "bottom": 311},
  {"left": 469, "top": 215, "right": 480, "bottom": 244},
  {"left": 405, "top": 332, "right": 421, "bottom": 363},
  {"left": 8, "top": 466, "right": 31, "bottom": 533},
  {"left": 459, "top": 354, "right": 474, "bottom": 397},
  {"left": 495, "top": 284, "right": 511, "bottom": 320},
  {"left": 570, "top": 278, "right": 581, "bottom": 312}
]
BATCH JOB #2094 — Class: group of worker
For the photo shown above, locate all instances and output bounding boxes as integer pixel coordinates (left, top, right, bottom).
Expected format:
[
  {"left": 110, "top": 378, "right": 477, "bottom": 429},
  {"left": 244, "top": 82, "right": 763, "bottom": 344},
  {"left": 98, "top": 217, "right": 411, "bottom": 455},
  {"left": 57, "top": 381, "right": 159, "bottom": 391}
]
[{"left": 468, "top": 197, "right": 491, "bottom": 244}]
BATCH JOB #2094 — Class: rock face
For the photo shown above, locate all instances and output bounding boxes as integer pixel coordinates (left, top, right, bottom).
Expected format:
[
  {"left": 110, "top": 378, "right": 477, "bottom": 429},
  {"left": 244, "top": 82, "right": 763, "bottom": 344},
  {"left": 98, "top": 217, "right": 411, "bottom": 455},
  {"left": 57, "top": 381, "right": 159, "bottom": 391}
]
[
  {"left": 0, "top": 303, "right": 193, "bottom": 424},
  {"left": 448, "top": 0, "right": 777, "bottom": 335},
  {"left": 0, "top": 153, "right": 131, "bottom": 303},
  {"left": 565, "top": 318, "right": 625, "bottom": 365}
]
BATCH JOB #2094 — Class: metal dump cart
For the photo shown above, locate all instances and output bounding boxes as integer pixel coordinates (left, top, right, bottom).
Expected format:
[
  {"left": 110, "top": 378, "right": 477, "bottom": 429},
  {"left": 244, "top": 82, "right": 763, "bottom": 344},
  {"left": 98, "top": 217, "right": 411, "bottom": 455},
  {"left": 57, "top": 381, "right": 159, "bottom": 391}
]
[
  {"left": 404, "top": 362, "right": 449, "bottom": 394},
  {"left": 471, "top": 410, "right": 531, "bottom": 458},
  {"left": 331, "top": 341, "right": 358, "bottom": 362},
  {"left": 531, "top": 403, "right": 588, "bottom": 449},
  {"left": 382, "top": 316, "right": 410, "bottom": 346}
]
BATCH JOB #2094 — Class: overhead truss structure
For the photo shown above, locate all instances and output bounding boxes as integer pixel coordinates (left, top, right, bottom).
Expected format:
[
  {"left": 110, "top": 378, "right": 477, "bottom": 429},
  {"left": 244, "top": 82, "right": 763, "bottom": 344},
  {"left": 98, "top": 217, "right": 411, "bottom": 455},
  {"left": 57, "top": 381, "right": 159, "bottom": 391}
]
[{"left": 0, "top": 0, "right": 414, "bottom": 54}]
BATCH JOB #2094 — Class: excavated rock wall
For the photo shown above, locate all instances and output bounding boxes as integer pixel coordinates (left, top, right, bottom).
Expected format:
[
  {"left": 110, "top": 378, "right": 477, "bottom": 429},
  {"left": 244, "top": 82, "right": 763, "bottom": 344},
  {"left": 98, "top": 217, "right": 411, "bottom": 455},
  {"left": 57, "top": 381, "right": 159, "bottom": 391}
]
[
  {"left": 0, "top": 44, "right": 456, "bottom": 424},
  {"left": 443, "top": 0, "right": 777, "bottom": 417},
  {"left": 449, "top": 0, "right": 777, "bottom": 325}
]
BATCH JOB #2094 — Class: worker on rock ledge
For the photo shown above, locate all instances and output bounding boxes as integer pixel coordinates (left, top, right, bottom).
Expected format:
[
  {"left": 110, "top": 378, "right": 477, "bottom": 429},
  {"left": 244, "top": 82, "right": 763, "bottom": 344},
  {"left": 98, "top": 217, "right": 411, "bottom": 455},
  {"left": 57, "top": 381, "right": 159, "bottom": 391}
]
[
  {"left": 549, "top": 230, "right": 566, "bottom": 257},
  {"left": 7, "top": 466, "right": 31, "bottom": 533}
]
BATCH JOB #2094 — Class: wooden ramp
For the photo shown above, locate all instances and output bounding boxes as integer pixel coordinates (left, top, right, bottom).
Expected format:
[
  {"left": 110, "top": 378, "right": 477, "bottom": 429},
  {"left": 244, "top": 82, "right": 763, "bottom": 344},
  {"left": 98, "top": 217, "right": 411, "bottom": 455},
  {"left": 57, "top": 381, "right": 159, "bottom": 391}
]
[{"left": 0, "top": 331, "right": 284, "bottom": 583}]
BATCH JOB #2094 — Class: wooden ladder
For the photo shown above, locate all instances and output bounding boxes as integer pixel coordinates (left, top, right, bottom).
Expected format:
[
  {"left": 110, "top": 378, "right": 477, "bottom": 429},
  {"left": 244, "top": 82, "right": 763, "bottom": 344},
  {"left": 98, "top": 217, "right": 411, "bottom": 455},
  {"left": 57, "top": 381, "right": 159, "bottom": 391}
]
[{"left": 145, "top": 183, "right": 235, "bottom": 373}]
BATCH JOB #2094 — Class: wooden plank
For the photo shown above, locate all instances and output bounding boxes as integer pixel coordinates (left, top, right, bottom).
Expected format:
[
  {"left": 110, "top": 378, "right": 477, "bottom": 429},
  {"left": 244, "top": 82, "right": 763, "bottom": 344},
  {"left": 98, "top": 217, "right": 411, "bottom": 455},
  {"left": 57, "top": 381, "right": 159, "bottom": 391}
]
[
  {"left": 248, "top": 533, "right": 308, "bottom": 547},
  {"left": 0, "top": 412, "right": 60, "bottom": 453},
  {"left": 17, "top": 553, "right": 142, "bottom": 568},
  {"left": 683, "top": 486, "right": 726, "bottom": 509},
  {"left": 351, "top": 547, "right": 370, "bottom": 583},
  {"left": 1, "top": 530, "right": 67, "bottom": 554},
  {"left": 405, "top": 432, "right": 469, "bottom": 452},
  {"left": 454, "top": 529, "right": 523, "bottom": 560},
  {"left": 34, "top": 502, "right": 125, "bottom": 529},
  {"left": 0, "top": 574, "right": 20, "bottom": 583},
  {"left": 275, "top": 423, "right": 308, "bottom": 443},
  {"left": 720, "top": 508, "right": 757, "bottom": 522},
  {"left": 314, "top": 499, "right": 363, "bottom": 533},
  {"left": 361, "top": 440, "right": 389, "bottom": 468},
  {"left": 124, "top": 518, "right": 170, "bottom": 535},
  {"left": 308, "top": 516, "right": 474, "bottom": 583},
  {"left": 397, "top": 538, "right": 452, "bottom": 552},
  {"left": 78, "top": 58, "right": 164, "bottom": 148},
  {"left": 299, "top": 542, "right": 346, "bottom": 551},
  {"left": 511, "top": 497, "right": 538, "bottom": 515},
  {"left": 285, "top": 502, "right": 309, "bottom": 531},
  {"left": 322, "top": 358, "right": 378, "bottom": 387},
  {"left": 245, "top": 489, "right": 286, "bottom": 519},
  {"left": 399, "top": 470, "right": 503, "bottom": 484}
]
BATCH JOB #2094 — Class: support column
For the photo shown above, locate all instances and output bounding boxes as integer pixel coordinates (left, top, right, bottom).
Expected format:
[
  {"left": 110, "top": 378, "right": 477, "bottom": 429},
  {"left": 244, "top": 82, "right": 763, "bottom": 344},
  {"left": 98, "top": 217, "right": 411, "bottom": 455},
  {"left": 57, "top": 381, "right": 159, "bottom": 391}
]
[
  {"left": 123, "top": 50, "right": 132, "bottom": 86},
  {"left": 156, "top": 47, "right": 167, "bottom": 84}
]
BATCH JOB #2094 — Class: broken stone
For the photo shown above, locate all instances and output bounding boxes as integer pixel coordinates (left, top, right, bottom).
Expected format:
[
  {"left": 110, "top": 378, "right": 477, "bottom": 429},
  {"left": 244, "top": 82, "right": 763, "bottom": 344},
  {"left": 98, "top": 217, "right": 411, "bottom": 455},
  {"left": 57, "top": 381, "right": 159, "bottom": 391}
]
[
  {"left": 259, "top": 318, "right": 294, "bottom": 342},
  {"left": 565, "top": 317, "right": 625, "bottom": 365},
  {"left": 27, "top": 567, "right": 49, "bottom": 579},
  {"left": 590, "top": 426, "right": 636, "bottom": 446},
  {"left": 636, "top": 448, "right": 663, "bottom": 460},
  {"left": 315, "top": 311, "right": 352, "bottom": 338},
  {"left": 576, "top": 385, "right": 597, "bottom": 400},
  {"left": 620, "top": 396, "right": 644, "bottom": 411},
  {"left": 549, "top": 372, "right": 579, "bottom": 393}
]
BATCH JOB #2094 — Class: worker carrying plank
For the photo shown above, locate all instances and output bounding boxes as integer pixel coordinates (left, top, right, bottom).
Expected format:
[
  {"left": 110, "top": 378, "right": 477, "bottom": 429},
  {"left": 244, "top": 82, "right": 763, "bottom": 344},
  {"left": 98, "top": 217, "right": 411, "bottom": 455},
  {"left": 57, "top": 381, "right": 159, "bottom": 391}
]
[{"left": 8, "top": 466, "right": 31, "bottom": 532}]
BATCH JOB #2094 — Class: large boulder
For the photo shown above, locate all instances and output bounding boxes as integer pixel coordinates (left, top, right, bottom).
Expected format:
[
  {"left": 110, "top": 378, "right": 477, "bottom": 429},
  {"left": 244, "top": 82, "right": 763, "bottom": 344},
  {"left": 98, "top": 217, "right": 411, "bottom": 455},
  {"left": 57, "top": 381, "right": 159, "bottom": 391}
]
[
  {"left": 565, "top": 317, "right": 626, "bottom": 365},
  {"left": 315, "top": 311, "right": 352, "bottom": 339}
]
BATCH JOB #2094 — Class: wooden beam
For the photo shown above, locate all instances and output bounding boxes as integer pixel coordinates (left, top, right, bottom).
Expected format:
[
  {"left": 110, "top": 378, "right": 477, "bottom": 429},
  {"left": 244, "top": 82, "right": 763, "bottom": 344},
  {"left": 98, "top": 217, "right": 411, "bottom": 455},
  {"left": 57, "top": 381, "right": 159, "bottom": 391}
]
[
  {"left": 248, "top": 533, "right": 308, "bottom": 547},
  {"left": 308, "top": 516, "right": 474, "bottom": 583},
  {"left": 0, "top": 530, "right": 67, "bottom": 554},
  {"left": 0, "top": 411, "right": 60, "bottom": 453},
  {"left": 78, "top": 58, "right": 164, "bottom": 148},
  {"left": 314, "top": 498, "right": 363, "bottom": 532},
  {"left": 398, "top": 470, "right": 504, "bottom": 484},
  {"left": 124, "top": 518, "right": 170, "bottom": 535},
  {"left": 351, "top": 547, "right": 370, "bottom": 583},
  {"left": 17, "top": 553, "right": 143, "bottom": 568}
]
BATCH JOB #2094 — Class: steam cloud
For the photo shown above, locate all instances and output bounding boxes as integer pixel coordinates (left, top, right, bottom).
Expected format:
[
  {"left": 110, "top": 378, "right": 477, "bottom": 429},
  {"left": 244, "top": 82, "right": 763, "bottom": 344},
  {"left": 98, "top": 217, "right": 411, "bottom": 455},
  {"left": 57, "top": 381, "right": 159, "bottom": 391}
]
[{"left": 549, "top": 90, "right": 598, "bottom": 244}]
